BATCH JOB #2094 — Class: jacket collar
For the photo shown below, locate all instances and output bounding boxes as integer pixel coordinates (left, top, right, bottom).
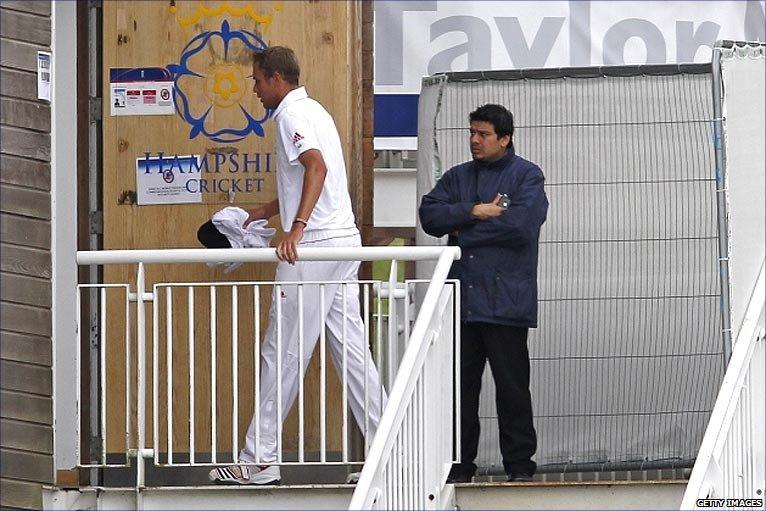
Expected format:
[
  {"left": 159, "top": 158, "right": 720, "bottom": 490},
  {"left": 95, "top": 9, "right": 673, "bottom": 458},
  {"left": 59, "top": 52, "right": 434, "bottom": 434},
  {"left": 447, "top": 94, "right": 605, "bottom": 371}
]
[
  {"left": 273, "top": 86, "right": 308, "bottom": 118},
  {"left": 475, "top": 146, "right": 515, "bottom": 170}
]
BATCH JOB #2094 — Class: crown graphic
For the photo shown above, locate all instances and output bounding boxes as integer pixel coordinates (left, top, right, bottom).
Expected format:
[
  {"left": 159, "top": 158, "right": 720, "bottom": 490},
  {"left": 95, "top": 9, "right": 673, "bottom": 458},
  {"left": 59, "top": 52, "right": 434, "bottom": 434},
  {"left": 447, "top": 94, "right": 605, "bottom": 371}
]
[{"left": 169, "top": 2, "right": 282, "bottom": 28}]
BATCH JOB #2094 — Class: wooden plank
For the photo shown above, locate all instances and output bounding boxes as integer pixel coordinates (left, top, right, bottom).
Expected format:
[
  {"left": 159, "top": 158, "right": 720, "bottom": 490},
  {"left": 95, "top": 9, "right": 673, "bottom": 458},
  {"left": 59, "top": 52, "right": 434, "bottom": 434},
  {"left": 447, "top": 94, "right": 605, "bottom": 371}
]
[
  {"left": 0, "top": 39, "right": 47, "bottom": 73},
  {"left": 0, "top": 303, "right": 51, "bottom": 337},
  {"left": 0, "top": 8, "right": 51, "bottom": 46},
  {"left": 0, "top": 419, "right": 52, "bottom": 453},
  {"left": 0, "top": 245, "right": 51, "bottom": 279},
  {"left": 101, "top": 0, "right": 361, "bottom": 455},
  {"left": 55, "top": 469, "right": 80, "bottom": 489},
  {"left": 0, "top": 390, "right": 52, "bottom": 424},
  {"left": 0, "top": 331, "right": 51, "bottom": 365},
  {"left": 0, "top": 449, "right": 53, "bottom": 483},
  {"left": 0, "top": 273, "right": 51, "bottom": 307},
  {"left": 0, "top": 126, "right": 50, "bottom": 161},
  {"left": 0, "top": 98, "right": 50, "bottom": 132},
  {"left": 0, "top": 478, "right": 43, "bottom": 509},
  {"left": 0, "top": 68, "right": 38, "bottom": 101},
  {"left": 0, "top": 213, "right": 50, "bottom": 249},
  {"left": 0, "top": 1, "right": 51, "bottom": 17},
  {"left": 0, "top": 184, "right": 50, "bottom": 220},
  {"left": 0, "top": 154, "right": 50, "bottom": 191},
  {"left": 0, "top": 360, "right": 52, "bottom": 396}
]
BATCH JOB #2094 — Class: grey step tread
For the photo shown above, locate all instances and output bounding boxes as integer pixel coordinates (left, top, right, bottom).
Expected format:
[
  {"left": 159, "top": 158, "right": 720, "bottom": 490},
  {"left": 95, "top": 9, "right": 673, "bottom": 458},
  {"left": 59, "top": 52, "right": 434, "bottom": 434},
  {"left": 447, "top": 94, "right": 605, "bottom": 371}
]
[{"left": 455, "top": 479, "right": 687, "bottom": 488}]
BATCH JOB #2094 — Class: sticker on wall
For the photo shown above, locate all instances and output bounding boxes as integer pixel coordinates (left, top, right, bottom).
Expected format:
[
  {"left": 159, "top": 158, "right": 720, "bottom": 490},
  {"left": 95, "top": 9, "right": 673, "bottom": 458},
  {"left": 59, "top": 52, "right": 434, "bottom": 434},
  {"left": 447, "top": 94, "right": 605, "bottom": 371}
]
[
  {"left": 110, "top": 68, "right": 175, "bottom": 116},
  {"left": 135, "top": 154, "right": 202, "bottom": 205},
  {"left": 37, "top": 51, "right": 52, "bottom": 102}
]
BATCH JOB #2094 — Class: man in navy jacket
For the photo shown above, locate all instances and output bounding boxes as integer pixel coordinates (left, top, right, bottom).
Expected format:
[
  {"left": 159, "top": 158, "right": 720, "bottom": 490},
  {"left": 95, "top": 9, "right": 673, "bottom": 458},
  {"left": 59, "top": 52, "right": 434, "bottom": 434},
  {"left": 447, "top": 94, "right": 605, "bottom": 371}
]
[{"left": 419, "top": 104, "right": 548, "bottom": 482}]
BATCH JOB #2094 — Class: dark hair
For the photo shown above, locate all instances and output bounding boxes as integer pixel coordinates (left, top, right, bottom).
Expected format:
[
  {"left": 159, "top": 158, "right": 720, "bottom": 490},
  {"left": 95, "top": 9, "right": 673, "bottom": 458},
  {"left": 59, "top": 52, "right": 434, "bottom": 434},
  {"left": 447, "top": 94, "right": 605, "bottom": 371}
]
[
  {"left": 253, "top": 46, "right": 300, "bottom": 85},
  {"left": 469, "top": 104, "right": 514, "bottom": 139}
]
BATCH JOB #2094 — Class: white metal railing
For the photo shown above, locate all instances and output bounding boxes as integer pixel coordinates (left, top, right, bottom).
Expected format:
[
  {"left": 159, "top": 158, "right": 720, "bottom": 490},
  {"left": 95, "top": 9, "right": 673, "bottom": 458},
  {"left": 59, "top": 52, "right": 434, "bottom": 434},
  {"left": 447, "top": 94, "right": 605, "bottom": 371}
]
[
  {"left": 349, "top": 247, "right": 460, "bottom": 510},
  {"left": 681, "top": 263, "right": 765, "bottom": 509},
  {"left": 74, "top": 246, "right": 460, "bottom": 488},
  {"left": 149, "top": 279, "right": 391, "bottom": 467}
]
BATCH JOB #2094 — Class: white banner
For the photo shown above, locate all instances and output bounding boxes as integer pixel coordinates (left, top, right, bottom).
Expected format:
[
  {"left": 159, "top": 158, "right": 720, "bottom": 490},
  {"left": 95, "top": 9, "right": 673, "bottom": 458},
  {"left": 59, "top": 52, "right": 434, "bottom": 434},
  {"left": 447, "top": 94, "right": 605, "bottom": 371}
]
[{"left": 375, "top": 1, "right": 765, "bottom": 95}]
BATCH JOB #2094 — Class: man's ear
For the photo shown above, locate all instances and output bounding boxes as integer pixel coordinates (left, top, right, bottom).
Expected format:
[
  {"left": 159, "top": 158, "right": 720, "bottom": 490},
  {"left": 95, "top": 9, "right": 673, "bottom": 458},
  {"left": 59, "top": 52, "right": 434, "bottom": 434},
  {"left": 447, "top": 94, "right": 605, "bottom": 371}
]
[{"left": 500, "top": 134, "right": 511, "bottom": 148}]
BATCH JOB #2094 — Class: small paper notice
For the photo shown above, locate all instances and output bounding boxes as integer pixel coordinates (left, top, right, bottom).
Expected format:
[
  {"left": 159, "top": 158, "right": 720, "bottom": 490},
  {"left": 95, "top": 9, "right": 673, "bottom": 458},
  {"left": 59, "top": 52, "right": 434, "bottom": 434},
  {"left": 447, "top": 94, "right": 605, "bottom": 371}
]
[
  {"left": 135, "top": 154, "right": 202, "bottom": 205},
  {"left": 110, "top": 67, "right": 175, "bottom": 116},
  {"left": 37, "top": 51, "right": 52, "bottom": 101}
]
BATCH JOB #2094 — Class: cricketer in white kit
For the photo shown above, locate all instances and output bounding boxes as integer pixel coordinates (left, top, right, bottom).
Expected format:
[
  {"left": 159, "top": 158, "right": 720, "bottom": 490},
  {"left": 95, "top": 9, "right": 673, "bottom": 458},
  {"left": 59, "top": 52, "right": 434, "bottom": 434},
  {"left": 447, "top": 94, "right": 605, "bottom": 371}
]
[{"left": 209, "top": 46, "right": 386, "bottom": 485}]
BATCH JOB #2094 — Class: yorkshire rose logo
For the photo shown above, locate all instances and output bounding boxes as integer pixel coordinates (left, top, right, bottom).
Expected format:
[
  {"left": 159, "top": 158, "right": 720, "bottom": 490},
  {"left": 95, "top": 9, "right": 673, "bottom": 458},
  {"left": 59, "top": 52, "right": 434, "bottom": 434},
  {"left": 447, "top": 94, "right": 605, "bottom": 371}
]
[{"left": 168, "top": 20, "right": 271, "bottom": 143}]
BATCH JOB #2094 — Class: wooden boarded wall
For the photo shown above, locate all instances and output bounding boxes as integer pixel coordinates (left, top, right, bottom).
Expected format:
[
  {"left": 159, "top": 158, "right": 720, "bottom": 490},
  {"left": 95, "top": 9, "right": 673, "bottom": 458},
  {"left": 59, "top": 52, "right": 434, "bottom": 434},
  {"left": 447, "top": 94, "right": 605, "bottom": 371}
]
[
  {"left": 0, "top": 1, "right": 54, "bottom": 508},
  {"left": 101, "top": 1, "right": 362, "bottom": 457}
]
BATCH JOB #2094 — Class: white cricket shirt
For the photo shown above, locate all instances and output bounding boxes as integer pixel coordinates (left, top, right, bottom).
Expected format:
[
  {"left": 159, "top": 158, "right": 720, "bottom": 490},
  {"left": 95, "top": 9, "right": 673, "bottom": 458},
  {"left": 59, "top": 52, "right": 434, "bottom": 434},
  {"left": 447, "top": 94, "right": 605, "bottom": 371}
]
[{"left": 271, "top": 87, "right": 356, "bottom": 235}]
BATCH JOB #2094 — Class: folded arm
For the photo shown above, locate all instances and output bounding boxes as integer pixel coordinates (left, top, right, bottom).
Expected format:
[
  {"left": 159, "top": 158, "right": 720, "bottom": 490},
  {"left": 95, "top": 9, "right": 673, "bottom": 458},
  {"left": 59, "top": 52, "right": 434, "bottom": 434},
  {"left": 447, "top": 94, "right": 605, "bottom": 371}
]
[
  {"left": 418, "top": 170, "right": 477, "bottom": 237},
  {"left": 459, "top": 168, "right": 548, "bottom": 248}
]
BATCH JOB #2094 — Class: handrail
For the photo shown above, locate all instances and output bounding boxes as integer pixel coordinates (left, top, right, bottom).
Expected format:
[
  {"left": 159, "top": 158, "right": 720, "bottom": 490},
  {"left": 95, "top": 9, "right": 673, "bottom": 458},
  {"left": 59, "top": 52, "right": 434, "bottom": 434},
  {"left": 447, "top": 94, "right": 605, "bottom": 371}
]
[
  {"left": 77, "top": 246, "right": 456, "bottom": 265},
  {"left": 350, "top": 246, "right": 461, "bottom": 509},
  {"left": 680, "top": 263, "right": 765, "bottom": 508},
  {"left": 73, "top": 245, "right": 461, "bottom": 491}
]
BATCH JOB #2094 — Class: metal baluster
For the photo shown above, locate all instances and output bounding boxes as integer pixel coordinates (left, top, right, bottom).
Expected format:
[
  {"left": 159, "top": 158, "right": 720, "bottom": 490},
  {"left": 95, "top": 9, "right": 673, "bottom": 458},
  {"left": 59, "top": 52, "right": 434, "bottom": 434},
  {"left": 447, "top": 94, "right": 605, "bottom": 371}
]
[
  {"left": 254, "top": 285, "right": 261, "bottom": 463},
  {"left": 100, "top": 287, "right": 107, "bottom": 465},
  {"left": 232, "top": 286, "right": 239, "bottom": 464},
  {"left": 210, "top": 286, "right": 217, "bottom": 464},
  {"left": 319, "top": 284, "right": 327, "bottom": 463},
  {"left": 166, "top": 287, "right": 173, "bottom": 464},
  {"left": 342, "top": 283, "right": 348, "bottom": 462},
  {"left": 276, "top": 284, "right": 282, "bottom": 464},
  {"left": 188, "top": 287, "right": 195, "bottom": 464}
]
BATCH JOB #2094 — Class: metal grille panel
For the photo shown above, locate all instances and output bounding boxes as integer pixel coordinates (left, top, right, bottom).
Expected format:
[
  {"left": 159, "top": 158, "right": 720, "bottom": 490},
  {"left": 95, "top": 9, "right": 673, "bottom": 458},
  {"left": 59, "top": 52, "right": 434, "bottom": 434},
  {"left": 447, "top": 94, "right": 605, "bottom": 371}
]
[{"left": 419, "top": 67, "right": 725, "bottom": 472}]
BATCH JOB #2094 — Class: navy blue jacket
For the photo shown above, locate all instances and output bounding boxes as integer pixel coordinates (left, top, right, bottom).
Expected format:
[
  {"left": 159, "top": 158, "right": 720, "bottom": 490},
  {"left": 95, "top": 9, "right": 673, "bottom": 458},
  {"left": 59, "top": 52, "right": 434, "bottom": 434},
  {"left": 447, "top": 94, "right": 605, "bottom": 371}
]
[{"left": 419, "top": 148, "right": 548, "bottom": 327}]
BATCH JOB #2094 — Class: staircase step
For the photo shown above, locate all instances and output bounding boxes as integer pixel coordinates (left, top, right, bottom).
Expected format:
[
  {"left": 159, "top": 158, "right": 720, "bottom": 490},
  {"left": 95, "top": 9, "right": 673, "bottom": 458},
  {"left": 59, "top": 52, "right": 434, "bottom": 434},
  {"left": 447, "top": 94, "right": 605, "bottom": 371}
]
[
  {"left": 44, "top": 484, "right": 355, "bottom": 510},
  {"left": 454, "top": 480, "right": 687, "bottom": 510}
]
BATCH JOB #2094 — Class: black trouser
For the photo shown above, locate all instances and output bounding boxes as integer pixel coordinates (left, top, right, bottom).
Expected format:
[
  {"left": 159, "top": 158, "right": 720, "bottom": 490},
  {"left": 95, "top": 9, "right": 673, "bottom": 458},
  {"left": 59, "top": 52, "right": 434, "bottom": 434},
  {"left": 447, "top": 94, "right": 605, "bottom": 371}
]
[{"left": 454, "top": 321, "right": 537, "bottom": 476}]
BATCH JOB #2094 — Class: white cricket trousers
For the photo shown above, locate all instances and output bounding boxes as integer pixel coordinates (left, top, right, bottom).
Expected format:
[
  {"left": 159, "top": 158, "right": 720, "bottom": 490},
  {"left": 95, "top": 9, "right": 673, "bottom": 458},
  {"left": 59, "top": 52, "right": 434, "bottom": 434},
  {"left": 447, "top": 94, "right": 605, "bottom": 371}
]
[{"left": 240, "top": 232, "right": 387, "bottom": 463}]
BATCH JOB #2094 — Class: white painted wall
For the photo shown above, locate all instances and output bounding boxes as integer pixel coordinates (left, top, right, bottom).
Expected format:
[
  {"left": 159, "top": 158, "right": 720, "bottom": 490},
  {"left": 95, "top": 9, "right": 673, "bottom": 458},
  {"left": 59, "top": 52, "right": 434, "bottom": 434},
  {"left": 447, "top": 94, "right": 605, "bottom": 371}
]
[
  {"left": 720, "top": 44, "right": 766, "bottom": 341},
  {"left": 51, "top": 0, "right": 79, "bottom": 472},
  {"left": 373, "top": 168, "right": 417, "bottom": 227}
]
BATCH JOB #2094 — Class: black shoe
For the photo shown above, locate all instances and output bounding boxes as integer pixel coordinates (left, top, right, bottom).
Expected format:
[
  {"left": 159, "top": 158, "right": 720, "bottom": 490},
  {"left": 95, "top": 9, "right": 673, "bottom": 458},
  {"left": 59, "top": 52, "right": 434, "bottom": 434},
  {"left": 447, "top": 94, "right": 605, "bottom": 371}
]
[
  {"left": 447, "top": 464, "right": 476, "bottom": 483},
  {"left": 507, "top": 472, "right": 533, "bottom": 482}
]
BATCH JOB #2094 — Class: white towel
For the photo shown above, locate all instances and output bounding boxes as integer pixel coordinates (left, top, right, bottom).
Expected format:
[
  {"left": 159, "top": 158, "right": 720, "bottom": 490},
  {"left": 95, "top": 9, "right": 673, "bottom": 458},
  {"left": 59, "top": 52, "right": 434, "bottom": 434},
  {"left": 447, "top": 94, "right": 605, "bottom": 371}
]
[{"left": 208, "top": 207, "right": 276, "bottom": 273}]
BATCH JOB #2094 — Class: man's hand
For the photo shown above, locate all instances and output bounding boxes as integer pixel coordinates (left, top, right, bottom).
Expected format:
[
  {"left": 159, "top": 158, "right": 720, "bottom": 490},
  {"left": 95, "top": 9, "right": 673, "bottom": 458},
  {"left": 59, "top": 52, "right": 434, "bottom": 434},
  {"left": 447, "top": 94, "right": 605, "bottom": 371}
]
[
  {"left": 470, "top": 194, "right": 506, "bottom": 220},
  {"left": 244, "top": 199, "right": 279, "bottom": 228},
  {"left": 243, "top": 207, "right": 266, "bottom": 228},
  {"left": 276, "top": 223, "right": 304, "bottom": 264}
]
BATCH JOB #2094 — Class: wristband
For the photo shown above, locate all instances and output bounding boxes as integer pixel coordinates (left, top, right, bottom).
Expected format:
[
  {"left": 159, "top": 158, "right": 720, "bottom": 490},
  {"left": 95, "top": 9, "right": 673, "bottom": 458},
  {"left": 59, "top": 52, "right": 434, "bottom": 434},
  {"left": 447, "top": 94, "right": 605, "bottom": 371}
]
[{"left": 293, "top": 217, "right": 308, "bottom": 227}]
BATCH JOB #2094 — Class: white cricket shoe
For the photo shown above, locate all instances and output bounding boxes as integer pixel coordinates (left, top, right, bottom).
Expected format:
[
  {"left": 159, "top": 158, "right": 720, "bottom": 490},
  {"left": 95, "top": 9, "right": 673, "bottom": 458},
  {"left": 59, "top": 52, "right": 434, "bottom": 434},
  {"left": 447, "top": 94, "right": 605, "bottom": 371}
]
[
  {"left": 346, "top": 471, "right": 361, "bottom": 484},
  {"left": 208, "top": 464, "right": 281, "bottom": 485}
]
